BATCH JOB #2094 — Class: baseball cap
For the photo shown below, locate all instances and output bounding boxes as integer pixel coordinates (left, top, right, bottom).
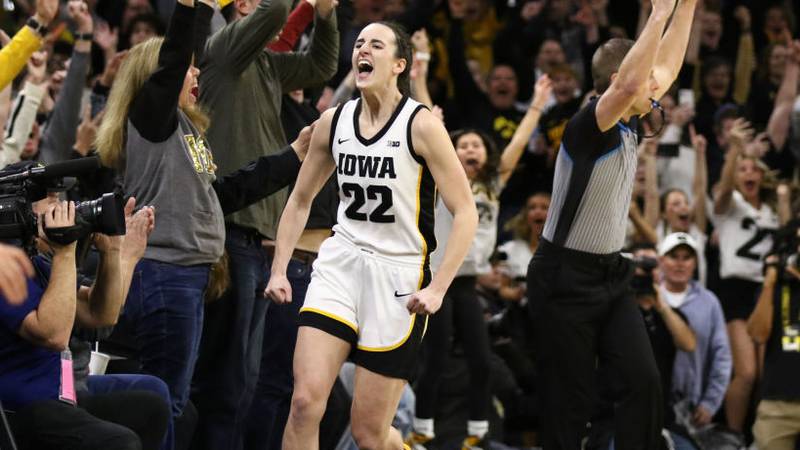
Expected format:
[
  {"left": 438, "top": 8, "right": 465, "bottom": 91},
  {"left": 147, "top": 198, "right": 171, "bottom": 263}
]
[{"left": 658, "top": 232, "right": 699, "bottom": 257}]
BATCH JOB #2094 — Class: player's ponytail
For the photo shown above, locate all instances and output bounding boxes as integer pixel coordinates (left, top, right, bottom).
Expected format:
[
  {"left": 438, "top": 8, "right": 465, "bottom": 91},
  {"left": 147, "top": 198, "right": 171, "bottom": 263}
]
[{"left": 378, "top": 21, "right": 413, "bottom": 97}]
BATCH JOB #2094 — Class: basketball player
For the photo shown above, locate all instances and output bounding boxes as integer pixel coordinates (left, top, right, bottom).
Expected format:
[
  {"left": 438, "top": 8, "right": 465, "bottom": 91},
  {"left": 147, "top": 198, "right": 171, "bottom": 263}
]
[
  {"left": 526, "top": 0, "right": 698, "bottom": 448},
  {"left": 265, "top": 22, "right": 478, "bottom": 450}
]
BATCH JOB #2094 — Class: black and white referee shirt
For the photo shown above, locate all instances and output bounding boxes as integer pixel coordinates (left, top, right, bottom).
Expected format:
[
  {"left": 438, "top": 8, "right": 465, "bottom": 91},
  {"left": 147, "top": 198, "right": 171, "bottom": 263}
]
[{"left": 541, "top": 98, "right": 639, "bottom": 254}]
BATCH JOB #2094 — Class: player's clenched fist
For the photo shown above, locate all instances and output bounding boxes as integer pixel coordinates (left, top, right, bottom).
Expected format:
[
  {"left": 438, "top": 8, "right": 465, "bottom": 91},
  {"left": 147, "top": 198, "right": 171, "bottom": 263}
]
[
  {"left": 405, "top": 287, "right": 444, "bottom": 315},
  {"left": 265, "top": 274, "right": 293, "bottom": 304}
]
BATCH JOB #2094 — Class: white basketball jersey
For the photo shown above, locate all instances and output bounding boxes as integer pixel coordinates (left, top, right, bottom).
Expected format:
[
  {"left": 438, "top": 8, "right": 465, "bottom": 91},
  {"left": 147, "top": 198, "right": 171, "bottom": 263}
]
[
  {"left": 713, "top": 190, "right": 778, "bottom": 282},
  {"left": 329, "top": 97, "right": 436, "bottom": 267},
  {"left": 432, "top": 179, "right": 499, "bottom": 276}
]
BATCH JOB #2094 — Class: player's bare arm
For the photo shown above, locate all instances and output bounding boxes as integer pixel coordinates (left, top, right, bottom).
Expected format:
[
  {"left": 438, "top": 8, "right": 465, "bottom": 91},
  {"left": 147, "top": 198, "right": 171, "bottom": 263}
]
[
  {"left": 406, "top": 108, "right": 478, "bottom": 315},
  {"left": 265, "top": 111, "right": 333, "bottom": 304}
]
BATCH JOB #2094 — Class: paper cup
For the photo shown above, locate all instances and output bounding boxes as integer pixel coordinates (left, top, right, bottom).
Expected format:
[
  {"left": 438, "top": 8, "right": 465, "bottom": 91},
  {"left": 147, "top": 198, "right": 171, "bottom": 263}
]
[{"left": 89, "top": 351, "right": 110, "bottom": 375}]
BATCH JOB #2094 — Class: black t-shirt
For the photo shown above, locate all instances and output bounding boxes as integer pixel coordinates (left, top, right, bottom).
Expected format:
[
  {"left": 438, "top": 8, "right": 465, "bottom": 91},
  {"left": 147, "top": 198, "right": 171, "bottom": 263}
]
[
  {"left": 746, "top": 79, "right": 779, "bottom": 131},
  {"left": 280, "top": 96, "right": 338, "bottom": 230},
  {"left": 640, "top": 305, "right": 688, "bottom": 424},
  {"left": 540, "top": 97, "right": 583, "bottom": 153},
  {"left": 762, "top": 278, "right": 800, "bottom": 401}
]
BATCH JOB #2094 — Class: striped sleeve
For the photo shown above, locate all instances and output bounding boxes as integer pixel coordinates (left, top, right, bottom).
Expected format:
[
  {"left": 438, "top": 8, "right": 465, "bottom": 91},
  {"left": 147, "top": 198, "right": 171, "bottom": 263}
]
[{"left": 2, "top": 82, "right": 46, "bottom": 167}]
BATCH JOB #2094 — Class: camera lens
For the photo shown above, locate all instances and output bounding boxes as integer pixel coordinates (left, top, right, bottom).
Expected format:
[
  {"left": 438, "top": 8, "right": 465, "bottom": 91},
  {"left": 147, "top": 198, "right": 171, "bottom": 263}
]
[{"left": 74, "top": 193, "right": 126, "bottom": 236}]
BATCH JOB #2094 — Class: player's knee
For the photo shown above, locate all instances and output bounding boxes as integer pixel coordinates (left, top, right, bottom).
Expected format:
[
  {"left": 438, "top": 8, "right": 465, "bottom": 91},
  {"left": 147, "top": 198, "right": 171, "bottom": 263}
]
[
  {"left": 288, "top": 385, "right": 327, "bottom": 424},
  {"left": 350, "top": 420, "right": 386, "bottom": 450}
]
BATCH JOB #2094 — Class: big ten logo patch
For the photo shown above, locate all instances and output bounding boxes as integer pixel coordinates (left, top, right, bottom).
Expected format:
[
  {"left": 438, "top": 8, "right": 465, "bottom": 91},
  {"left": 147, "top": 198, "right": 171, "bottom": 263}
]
[
  {"left": 184, "top": 135, "right": 216, "bottom": 175},
  {"left": 493, "top": 115, "right": 519, "bottom": 141}
]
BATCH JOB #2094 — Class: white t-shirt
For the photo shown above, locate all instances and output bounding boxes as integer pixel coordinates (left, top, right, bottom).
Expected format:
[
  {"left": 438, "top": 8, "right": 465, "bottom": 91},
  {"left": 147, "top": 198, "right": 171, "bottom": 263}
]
[
  {"left": 497, "top": 239, "right": 533, "bottom": 280},
  {"left": 656, "top": 124, "right": 697, "bottom": 203},
  {"left": 712, "top": 190, "right": 778, "bottom": 282},
  {"left": 661, "top": 285, "right": 690, "bottom": 308},
  {"left": 656, "top": 221, "right": 708, "bottom": 286},
  {"left": 432, "top": 180, "right": 499, "bottom": 276}
]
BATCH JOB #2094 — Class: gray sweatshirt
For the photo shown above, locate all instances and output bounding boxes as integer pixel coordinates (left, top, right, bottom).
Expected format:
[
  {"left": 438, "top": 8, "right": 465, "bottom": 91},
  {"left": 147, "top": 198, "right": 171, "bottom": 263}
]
[
  {"left": 669, "top": 281, "right": 732, "bottom": 415},
  {"left": 124, "top": 111, "right": 225, "bottom": 266}
]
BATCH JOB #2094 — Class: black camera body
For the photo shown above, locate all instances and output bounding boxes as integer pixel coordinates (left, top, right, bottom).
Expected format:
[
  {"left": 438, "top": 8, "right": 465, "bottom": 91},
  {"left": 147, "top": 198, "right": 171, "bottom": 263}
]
[
  {"left": 0, "top": 158, "right": 125, "bottom": 253},
  {"left": 631, "top": 256, "right": 659, "bottom": 297},
  {"left": 769, "top": 219, "right": 800, "bottom": 273}
]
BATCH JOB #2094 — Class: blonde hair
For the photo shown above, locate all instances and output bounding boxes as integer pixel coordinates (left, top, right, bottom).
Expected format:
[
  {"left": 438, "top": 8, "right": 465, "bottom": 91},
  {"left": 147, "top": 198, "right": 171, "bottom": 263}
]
[
  {"left": 504, "top": 192, "right": 551, "bottom": 241},
  {"left": 95, "top": 37, "right": 209, "bottom": 170},
  {"left": 504, "top": 211, "right": 532, "bottom": 241},
  {"left": 205, "top": 252, "right": 230, "bottom": 303},
  {"left": 738, "top": 154, "right": 779, "bottom": 209}
]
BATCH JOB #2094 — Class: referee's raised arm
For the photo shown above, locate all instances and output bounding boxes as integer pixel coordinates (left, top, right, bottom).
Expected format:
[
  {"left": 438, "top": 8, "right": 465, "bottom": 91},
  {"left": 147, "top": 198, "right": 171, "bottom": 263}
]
[{"left": 594, "top": 0, "right": 675, "bottom": 132}]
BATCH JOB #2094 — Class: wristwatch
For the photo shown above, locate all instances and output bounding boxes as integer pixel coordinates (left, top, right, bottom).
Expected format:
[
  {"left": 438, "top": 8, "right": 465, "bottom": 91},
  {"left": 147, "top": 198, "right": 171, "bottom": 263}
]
[
  {"left": 74, "top": 32, "right": 94, "bottom": 42},
  {"left": 26, "top": 17, "right": 48, "bottom": 36}
]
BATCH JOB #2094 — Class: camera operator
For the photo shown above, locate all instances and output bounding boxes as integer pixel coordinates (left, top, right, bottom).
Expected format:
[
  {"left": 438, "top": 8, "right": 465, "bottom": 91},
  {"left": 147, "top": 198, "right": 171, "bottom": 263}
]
[
  {"left": 594, "top": 243, "right": 697, "bottom": 449},
  {"left": 0, "top": 196, "right": 168, "bottom": 450},
  {"left": 660, "top": 233, "right": 732, "bottom": 436},
  {"left": 747, "top": 223, "right": 800, "bottom": 450}
]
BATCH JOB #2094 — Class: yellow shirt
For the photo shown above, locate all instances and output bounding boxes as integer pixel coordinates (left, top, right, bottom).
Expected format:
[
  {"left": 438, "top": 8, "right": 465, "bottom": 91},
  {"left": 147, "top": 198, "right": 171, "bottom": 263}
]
[{"left": 0, "top": 26, "right": 42, "bottom": 91}]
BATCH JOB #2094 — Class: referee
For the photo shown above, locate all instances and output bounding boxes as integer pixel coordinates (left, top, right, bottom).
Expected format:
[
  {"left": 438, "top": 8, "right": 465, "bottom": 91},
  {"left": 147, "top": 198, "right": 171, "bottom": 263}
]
[{"left": 526, "top": 0, "right": 698, "bottom": 448}]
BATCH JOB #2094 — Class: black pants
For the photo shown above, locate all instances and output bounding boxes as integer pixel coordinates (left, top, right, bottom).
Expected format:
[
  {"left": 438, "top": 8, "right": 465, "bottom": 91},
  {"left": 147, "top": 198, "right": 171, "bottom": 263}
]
[
  {"left": 415, "top": 275, "right": 492, "bottom": 421},
  {"left": 527, "top": 240, "right": 663, "bottom": 450},
  {"left": 9, "top": 398, "right": 145, "bottom": 450}
]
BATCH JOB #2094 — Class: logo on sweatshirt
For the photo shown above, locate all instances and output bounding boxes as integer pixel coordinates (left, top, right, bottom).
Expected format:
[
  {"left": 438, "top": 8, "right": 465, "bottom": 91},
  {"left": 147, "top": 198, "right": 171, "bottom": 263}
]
[{"left": 184, "top": 135, "right": 216, "bottom": 175}]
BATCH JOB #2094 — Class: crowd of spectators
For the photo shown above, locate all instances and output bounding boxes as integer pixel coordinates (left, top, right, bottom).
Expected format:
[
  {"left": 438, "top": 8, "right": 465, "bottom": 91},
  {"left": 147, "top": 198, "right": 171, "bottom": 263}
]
[{"left": 1, "top": 0, "right": 800, "bottom": 449}]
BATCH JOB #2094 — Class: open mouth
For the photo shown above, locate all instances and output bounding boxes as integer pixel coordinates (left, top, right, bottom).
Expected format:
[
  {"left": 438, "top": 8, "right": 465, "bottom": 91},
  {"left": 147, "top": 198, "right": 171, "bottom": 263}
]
[
  {"left": 191, "top": 86, "right": 199, "bottom": 99},
  {"left": 744, "top": 180, "right": 757, "bottom": 191},
  {"left": 465, "top": 158, "right": 480, "bottom": 167},
  {"left": 356, "top": 60, "right": 374, "bottom": 80},
  {"left": 678, "top": 214, "right": 690, "bottom": 222}
]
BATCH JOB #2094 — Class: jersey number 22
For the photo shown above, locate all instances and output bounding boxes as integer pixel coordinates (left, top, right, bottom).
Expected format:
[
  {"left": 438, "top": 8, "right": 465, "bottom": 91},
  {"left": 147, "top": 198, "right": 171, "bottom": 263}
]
[
  {"left": 736, "top": 217, "right": 774, "bottom": 261},
  {"left": 341, "top": 182, "right": 395, "bottom": 223}
]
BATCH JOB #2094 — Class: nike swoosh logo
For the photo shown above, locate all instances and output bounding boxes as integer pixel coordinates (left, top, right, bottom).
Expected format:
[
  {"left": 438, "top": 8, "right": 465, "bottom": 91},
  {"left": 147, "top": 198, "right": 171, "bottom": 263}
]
[
  {"left": 394, "top": 291, "right": 413, "bottom": 298},
  {"left": 338, "top": 138, "right": 350, "bottom": 144}
]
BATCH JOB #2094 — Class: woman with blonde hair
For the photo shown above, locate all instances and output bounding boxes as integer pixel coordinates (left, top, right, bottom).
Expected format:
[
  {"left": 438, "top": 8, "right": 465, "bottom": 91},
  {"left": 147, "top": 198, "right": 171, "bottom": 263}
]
[
  {"left": 95, "top": 0, "right": 311, "bottom": 419},
  {"left": 500, "top": 192, "right": 552, "bottom": 281},
  {"left": 712, "top": 117, "right": 790, "bottom": 434}
]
